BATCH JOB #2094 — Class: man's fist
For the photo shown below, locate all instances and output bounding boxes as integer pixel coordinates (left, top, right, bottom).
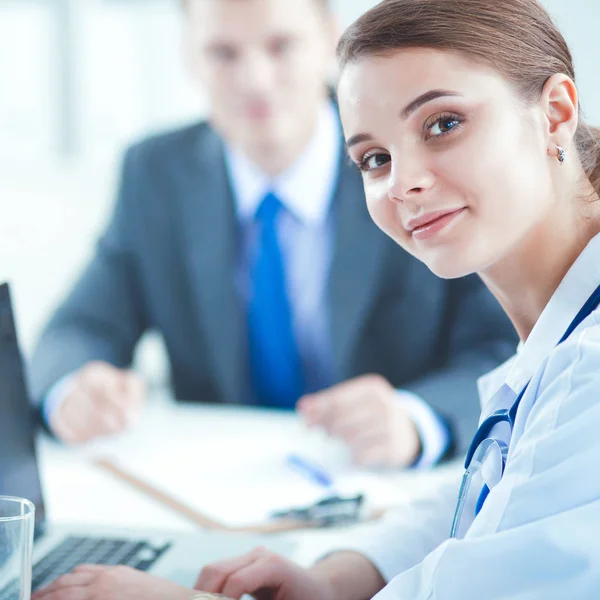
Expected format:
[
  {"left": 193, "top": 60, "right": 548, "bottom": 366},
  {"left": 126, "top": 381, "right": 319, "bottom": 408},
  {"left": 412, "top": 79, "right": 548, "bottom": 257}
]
[
  {"left": 48, "top": 361, "right": 145, "bottom": 443},
  {"left": 298, "top": 374, "right": 422, "bottom": 468}
]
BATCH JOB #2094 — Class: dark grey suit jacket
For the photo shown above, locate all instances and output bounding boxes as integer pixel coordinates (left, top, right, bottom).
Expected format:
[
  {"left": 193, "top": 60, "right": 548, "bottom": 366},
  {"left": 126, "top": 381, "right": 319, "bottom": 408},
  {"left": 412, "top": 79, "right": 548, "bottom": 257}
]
[{"left": 29, "top": 121, "right": 518, "bottom": 457}]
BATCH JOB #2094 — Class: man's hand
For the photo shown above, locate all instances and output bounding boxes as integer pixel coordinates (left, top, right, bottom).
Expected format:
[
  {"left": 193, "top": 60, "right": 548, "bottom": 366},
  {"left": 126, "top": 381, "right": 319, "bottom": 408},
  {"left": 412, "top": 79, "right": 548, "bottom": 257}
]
[
  {"left": 196, "top": 548, "right": 385, "bottom": 600},
  {"left": 297, "top": 374, "right": 422, "bottom": 468},
  {"left": 49, "top": 361, "right": 146, "bottom": 444},
  {"left": 31, "top": 565, "right": 198, "bottom": 600}
]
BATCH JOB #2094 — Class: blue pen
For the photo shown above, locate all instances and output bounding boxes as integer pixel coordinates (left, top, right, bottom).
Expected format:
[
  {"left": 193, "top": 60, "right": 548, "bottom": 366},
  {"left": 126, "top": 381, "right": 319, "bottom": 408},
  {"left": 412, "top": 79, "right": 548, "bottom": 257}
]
[{"left": 286, "top": 453, "right": 334, "bottom": 489}]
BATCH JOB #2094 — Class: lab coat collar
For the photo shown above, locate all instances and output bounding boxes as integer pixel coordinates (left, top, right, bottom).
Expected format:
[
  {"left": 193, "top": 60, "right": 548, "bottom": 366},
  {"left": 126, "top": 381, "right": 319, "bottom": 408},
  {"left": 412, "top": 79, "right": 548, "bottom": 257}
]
[{"left": 477, "top": 232, "right": 600, "bottom": 414}]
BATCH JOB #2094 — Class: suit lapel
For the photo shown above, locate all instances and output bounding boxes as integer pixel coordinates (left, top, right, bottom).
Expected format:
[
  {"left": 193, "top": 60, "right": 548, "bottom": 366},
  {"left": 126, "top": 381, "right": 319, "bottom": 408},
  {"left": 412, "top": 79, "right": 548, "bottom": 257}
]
[
  {"left": 180, "top": 127, "right": 244, "bottom": 403},
  {"left": 328, "top": 153, "right": 389, "bottom": 379}
]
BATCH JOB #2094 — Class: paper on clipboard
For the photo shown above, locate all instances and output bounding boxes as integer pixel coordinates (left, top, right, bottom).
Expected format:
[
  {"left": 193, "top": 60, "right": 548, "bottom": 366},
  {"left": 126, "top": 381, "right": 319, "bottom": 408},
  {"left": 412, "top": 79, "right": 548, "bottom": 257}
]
[{"left": 96, "top": 424, "right": 404, "bottom": 529}]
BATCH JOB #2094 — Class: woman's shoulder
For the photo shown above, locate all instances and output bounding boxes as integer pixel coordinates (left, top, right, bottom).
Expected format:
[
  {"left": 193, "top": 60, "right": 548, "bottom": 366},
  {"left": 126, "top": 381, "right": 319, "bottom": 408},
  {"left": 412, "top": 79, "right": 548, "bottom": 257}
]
[
  {"left": 513, "top": 314, "right": 600, "bottom": 461},
  {"left": 534, "top": 313, "right": 600, "bottom": 421},
  {"left": 547, "top": 311, "right": 600, "bottom": 369}
]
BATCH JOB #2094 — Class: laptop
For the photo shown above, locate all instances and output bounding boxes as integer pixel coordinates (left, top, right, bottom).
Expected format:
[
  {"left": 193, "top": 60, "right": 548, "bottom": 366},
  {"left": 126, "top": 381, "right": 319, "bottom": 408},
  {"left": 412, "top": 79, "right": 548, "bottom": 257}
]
[{"left": 0, "top": 283, "right": 294, "bottom": 598}]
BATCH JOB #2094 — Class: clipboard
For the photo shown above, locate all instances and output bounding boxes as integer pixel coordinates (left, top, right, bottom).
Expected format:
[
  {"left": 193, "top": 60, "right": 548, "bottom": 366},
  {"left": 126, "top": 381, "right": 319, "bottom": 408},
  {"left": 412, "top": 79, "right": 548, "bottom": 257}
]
[{"left": 93, "top": 458, "right": 386, "bottom": 533}]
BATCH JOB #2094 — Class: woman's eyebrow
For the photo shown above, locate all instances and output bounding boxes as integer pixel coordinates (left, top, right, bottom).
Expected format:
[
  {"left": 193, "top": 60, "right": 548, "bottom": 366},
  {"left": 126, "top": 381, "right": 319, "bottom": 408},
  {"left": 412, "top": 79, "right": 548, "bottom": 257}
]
[
  {"left": 345, "top": 89, "right": 463, "bottom": 150},
  {"left": 346, "top": 132, "right": 374, "bottom": 150},
  {"left": 401, "top": 89, "right": 462, "bottom": 119}
]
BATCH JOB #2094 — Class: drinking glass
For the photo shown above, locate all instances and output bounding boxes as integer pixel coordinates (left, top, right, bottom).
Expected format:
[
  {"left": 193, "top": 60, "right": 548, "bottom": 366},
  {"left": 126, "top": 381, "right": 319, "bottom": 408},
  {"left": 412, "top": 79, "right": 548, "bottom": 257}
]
[{"left": 0, "top": 496, "right": 35, "bottom": 600}]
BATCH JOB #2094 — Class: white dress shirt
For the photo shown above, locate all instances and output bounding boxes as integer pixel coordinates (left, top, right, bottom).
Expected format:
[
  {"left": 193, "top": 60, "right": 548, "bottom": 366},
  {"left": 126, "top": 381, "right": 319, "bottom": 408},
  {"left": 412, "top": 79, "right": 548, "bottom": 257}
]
[
  {"left": 44, "top": 102, "right": 449, "bottom": 467},
  {"left": 224, "top": 101, "right": 341, "bottom": 395},
  {"left": 340, "top": 232, "right": 600, "bottom": 598}
]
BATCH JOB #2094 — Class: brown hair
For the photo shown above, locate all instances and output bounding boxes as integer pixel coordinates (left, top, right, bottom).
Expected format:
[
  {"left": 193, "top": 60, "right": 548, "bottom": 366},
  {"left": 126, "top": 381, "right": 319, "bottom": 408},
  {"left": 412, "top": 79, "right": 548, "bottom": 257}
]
[
  {"left": 337, "top": 0, "right": 600, "bottom": 196},
  {"left": 181, "top": 0, "right": 330, "bottom": 9}
]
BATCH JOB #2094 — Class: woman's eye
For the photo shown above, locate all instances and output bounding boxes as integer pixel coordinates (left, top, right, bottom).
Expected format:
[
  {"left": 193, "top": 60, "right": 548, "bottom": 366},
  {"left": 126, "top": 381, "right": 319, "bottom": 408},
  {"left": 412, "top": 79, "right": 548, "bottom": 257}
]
[
  {"left": 359, "top": 153, "right": 390, "bottom": 172},
  {"left": 426, "top": 114, "right": 463, "bottom": 138}
]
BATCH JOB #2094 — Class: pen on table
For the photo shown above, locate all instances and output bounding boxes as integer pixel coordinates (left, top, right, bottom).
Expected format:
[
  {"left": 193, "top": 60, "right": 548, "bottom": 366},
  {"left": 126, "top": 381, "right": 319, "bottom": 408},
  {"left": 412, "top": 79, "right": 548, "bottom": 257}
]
[{"left": 286, "top": 453, "right": 334, "bottom": 489}]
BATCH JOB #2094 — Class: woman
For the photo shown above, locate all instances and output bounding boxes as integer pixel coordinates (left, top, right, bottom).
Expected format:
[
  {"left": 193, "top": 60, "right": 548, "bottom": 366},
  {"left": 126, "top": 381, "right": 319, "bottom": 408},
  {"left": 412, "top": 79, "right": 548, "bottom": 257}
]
[{"left": 34, "top": 0, "right": 600, "bottom": 598}]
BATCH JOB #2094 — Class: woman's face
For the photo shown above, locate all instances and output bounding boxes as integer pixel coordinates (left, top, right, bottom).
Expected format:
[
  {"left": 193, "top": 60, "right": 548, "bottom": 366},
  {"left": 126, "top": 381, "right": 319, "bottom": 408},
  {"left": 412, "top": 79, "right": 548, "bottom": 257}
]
[{"left": 338, "top": 49, "right": 555, "bottom": 278}]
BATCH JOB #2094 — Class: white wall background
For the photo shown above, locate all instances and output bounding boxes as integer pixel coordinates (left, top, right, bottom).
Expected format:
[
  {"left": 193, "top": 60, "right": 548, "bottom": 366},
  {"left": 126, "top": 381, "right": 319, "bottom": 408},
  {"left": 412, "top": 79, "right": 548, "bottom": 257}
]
[{"left": 1, "top": 0, "right": 599, "bottom": 367}]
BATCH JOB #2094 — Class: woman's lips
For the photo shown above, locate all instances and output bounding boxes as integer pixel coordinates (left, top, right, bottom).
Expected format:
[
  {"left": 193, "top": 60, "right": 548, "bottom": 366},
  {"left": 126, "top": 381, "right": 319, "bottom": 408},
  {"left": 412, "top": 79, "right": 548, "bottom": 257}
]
[{"left": 409, "top": 208, "right": 467, "bottom": 240}]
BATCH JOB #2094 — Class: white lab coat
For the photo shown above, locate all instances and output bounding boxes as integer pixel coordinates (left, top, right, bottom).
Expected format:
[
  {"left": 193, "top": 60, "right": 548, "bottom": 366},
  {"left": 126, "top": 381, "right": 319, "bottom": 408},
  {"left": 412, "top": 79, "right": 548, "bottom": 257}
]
[{"left": 343, "top": 233, "right": 600, "bottom": 599}]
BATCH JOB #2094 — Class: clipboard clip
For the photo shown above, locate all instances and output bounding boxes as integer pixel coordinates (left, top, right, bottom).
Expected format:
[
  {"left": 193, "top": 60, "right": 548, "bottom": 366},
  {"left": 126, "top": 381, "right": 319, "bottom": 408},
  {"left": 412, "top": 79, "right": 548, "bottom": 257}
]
[{"left": 269, "top": 493, "right": 364, "bottom": 527}]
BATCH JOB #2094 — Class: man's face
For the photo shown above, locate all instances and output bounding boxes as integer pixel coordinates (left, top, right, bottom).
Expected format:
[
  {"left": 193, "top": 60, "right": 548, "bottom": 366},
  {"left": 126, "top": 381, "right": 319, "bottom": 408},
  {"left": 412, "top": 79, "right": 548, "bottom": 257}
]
[{"left": 184, "top": 0, "right": 336, "bottom": 158}]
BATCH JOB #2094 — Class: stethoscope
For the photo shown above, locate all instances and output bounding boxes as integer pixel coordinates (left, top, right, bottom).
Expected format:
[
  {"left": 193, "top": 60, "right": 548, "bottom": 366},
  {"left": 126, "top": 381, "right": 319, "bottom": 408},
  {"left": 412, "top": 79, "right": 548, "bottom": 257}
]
[{"left": 450, "top": 282, "right": 600, "bottom": 538}]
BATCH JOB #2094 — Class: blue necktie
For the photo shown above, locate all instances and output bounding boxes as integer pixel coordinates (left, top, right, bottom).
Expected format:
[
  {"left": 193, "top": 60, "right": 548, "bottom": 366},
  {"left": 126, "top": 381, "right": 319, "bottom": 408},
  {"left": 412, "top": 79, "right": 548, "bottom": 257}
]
[{"left": 248, "top": 192, "right": 305, "bottom": 408}]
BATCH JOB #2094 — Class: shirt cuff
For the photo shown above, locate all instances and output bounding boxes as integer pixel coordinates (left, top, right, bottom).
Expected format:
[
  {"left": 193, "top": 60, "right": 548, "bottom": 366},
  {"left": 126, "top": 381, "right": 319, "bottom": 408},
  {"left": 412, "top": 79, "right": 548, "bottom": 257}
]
[
  {"left": 42, "top": 373, "right": 76, "bottom": 428},
  {"left": 396, "top": 390, "right": 451, "bottom": 469}
]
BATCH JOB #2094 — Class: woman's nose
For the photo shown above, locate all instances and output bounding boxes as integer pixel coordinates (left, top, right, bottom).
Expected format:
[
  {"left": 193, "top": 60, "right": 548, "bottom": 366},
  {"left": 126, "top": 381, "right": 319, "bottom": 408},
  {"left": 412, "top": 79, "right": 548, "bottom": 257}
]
[{"left": 387, "top": 157, "right": 435, "bottom": 204}]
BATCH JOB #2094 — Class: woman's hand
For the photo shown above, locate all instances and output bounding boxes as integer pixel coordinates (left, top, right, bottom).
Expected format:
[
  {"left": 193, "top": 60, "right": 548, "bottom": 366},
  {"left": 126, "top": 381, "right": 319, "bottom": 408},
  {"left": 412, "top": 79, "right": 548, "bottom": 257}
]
[
  {"left": 195, "top": 547, "right": 336, "bottom": 600},
  {"left": 196, "top": 547, "right": 385, "bottom": 600},
  {"left": 31, "top": 565, "right": 197, "bottom": 600}
]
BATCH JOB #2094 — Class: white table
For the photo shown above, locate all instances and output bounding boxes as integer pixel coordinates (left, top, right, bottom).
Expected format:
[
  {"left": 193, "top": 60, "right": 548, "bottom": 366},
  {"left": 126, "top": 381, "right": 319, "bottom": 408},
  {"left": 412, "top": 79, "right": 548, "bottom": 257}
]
[{"left": 37, "top": 394, "right": 461, "bottom": 565}]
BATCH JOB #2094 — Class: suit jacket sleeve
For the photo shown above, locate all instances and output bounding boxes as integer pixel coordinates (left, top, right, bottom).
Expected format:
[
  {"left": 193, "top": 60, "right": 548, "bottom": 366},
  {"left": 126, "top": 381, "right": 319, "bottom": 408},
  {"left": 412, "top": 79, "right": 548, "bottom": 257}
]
[
  {"left": 28, "top": 146, "right": 149, "bottom": 404},
  {"left": 403, "top": 275, "right": 517, "bottom": 458}
]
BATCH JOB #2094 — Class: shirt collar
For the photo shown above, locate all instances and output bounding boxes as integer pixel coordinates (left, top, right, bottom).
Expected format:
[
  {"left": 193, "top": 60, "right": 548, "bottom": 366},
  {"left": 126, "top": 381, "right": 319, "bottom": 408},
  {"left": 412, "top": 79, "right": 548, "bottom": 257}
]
[
  {"left": 478, "top": 232, "right": 600, "bottom": 409},
  {"left": 224, "top": 101, "right": 342, "bottom": 226}
]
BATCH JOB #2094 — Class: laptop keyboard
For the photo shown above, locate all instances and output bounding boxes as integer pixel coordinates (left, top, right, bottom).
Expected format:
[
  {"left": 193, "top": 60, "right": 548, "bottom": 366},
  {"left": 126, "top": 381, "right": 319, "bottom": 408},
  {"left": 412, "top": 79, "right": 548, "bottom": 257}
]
[{"left": 0, "top": 535, "right": 172, "bottom": 600}]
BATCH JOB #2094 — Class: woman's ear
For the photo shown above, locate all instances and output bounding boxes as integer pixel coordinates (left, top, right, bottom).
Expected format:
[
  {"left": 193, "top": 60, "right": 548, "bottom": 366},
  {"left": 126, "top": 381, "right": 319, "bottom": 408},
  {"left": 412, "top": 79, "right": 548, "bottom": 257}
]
[{"left": 539, "top": 73, "right": 579, "bottom": 151}]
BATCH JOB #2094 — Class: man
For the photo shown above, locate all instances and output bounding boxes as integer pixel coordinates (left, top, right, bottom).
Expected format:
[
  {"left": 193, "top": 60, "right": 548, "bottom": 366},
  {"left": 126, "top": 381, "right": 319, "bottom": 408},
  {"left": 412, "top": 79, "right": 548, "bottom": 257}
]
[{"left": 29, "top": 0, "right": 516, "bottom": 469}]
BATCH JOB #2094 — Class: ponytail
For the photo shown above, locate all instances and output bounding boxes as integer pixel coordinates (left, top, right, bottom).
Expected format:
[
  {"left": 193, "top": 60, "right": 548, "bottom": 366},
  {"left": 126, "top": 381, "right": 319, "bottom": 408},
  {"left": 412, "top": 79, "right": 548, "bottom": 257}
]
[{"left": 576, "top": 123, "right": 600, "bottom": 197}]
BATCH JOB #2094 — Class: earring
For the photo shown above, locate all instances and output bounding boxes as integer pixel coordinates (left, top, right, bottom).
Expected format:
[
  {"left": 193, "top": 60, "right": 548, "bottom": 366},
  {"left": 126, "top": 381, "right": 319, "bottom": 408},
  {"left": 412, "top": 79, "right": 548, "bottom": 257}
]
[{"left": 556, "top": 145, "right": 566, "bottom": 165}]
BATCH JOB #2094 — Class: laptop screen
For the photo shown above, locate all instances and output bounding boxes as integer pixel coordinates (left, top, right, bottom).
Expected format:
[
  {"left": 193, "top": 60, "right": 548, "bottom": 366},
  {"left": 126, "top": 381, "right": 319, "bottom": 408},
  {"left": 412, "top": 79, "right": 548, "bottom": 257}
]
[{"left": 0, "top": 283, "right": 46, "bottom": 531}]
